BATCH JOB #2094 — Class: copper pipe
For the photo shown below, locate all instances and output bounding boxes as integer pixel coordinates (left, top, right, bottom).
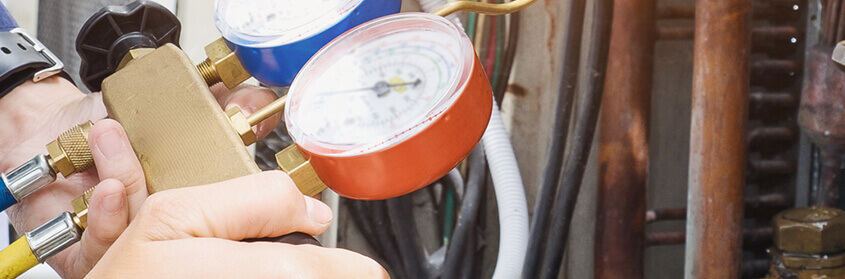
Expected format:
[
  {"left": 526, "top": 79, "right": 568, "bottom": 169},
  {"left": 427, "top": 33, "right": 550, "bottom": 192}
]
[
  {"left": 684, "top": 0, "right": 750, "bottom": 277},
  {"left": 646, "top": 194, "right": 790, "bottom": 223},
  {"left": 645, "top": 208, "right": 686, "bottom": 223},
  {"left": 647, "top": 227, "right": 773, "bottom": 247},
  {"left": 657, "top": 26, "right": 798, "bottom": 41},
  {"left": 747, "top": 126, "right": 796, "bottom": 145},
  {"left": 799, "top": 45, "right": 845, "bottom": 206},
  {"left": 594, "top": 0, "right": 653, "bottom": 277},
  {"left": 749, "top": 92, "right": 798, "bottom": 107},
  {"left": 750, "top": 159, "right": 796, "bottom": 175},
  {"left": 657, "top": 3, "right": 801, "bottom": 20},
  {"left": 751, "top": 59, "right": 800, "bottom": 74}
]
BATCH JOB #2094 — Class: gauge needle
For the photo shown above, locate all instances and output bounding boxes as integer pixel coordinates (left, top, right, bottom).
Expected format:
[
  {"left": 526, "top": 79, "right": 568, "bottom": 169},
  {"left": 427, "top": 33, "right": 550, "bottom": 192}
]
[{"left": 322, "top": 78, "right": 422, "bottom": 97}]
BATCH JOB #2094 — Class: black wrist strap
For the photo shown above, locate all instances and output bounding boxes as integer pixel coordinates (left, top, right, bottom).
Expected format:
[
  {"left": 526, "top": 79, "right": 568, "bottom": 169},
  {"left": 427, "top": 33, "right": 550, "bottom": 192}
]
[{"left": 0, "top": 29, "right": 64, "bottom": 98}]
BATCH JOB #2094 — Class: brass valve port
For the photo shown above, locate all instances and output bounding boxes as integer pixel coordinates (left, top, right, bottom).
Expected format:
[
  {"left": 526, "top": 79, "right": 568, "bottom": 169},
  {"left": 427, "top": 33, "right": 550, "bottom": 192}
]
[
  {"left": 197, "top": 38, "right": 250, "bottom": 89},
  {"left": 226, "top": 106, "right": 257, "bottom": 146},
  {"left": 276, "top": 145, "right": 327, "bottom": 197}
]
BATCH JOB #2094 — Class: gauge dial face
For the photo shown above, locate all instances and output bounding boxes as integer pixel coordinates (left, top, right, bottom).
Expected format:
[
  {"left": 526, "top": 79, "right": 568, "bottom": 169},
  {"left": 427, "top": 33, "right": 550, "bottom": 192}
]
[
  {"left": 287, "top": 13, "right": 475, "bottom": 156},
  {"left": 215, "top": 0, "right": 363, "bottom": 47}
]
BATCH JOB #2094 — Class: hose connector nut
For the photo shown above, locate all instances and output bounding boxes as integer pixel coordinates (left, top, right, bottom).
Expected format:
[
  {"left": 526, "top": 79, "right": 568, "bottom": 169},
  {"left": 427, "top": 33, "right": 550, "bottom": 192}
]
[
  {"left": 47, "top": 121, "right": 94, "bottom": 177},
  {"left": 276, "top": 145, "right": 327, "bottom": 197},
  {"left": 226, "top": 106, "right": 256, "bottom": 146},
  {"left": 71, "top": 187, "right": 95, "bottom": 230},
  {"left": 26, "top": 212, "right": 82, "bottom": 262}
]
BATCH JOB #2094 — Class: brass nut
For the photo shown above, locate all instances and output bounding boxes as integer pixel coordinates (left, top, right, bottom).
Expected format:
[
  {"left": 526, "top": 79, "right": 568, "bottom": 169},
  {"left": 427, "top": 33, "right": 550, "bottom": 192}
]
[
  {"left": 117, "top": 48, "right": 154, "bottom": 71},
  {"left": 774, "top": 207, "right": 845, "bottom": 255},
  {"left": 770, "top": 248, "right": 845, "bottom": 277},
  {"left": 47, "top": 121, "right": 94, "bottom": 177},
  {"left": 276, "top": 145, "right": 327, "bottom": 197},
  {"left": 70, "top": 187, "right": 95, "bottom": 230},
  {"left": 201, "top": 37, "right": 250, "bottom": 88},
  {"left": 226, "top": 106, "right": 257, "bottom": 146}
]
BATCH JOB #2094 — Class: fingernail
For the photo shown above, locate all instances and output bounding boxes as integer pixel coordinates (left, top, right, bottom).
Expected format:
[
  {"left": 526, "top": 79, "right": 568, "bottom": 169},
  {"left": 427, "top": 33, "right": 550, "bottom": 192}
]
[
  {"left": 95, "top": 130, "right": 125, "bottom": 159},
  {"left": 100, "top": 192, "right": 124, "bottom": 216},
  {"left": 304, "top": 197, "right": 332, "bottom": 225},
  {"left": 244, "top": 105, "right": 256, "bottom": 116}
]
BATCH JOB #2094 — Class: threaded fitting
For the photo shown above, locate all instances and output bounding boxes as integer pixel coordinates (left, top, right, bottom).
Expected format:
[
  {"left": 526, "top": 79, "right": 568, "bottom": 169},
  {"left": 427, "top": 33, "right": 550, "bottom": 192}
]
[
  {"left": 47, "top": 122, "right": 94, "bottom": 177},
  {"left": 197, "top": 59, "right": 222, "bottom": 86}
]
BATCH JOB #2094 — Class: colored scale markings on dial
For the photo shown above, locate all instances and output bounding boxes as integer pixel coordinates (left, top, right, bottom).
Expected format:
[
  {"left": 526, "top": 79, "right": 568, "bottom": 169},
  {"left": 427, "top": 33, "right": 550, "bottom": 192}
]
[{"left": 295, "top": 31, "right": 462, "bottom": 152}]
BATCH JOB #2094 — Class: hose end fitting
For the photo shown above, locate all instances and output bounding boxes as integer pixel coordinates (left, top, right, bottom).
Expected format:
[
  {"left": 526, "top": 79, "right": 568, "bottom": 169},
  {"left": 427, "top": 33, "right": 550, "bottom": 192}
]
[{"left": 47, "top": 121, "right": 94, "bottom": 177}]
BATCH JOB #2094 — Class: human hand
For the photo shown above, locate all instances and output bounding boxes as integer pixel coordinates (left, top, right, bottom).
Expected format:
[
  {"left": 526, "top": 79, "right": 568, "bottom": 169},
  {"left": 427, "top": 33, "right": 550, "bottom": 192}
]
[
  {"left": 87, "top": 171, "right": 388, "bottom": 278},
  {"left": 0, "top": 77, "right": 281, "bottom": 278}
]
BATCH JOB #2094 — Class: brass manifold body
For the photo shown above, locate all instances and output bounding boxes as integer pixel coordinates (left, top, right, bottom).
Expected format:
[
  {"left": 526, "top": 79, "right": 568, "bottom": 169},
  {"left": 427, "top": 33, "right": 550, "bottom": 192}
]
[{"left": 0, "top": 39, "right": 327, "bottom": 279}]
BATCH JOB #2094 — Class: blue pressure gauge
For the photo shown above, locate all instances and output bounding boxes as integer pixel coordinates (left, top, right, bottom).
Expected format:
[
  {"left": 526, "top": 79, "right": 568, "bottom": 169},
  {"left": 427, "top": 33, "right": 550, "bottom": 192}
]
[{"left": 214, "top": 0, "right": 401, "bottom": 87}]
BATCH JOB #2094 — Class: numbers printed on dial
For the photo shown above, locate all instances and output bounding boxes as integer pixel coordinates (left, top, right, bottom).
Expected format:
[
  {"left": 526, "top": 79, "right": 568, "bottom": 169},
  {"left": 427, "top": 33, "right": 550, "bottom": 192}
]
[{"left": 296, "top": 29, "right": 462, "bottom": 146}]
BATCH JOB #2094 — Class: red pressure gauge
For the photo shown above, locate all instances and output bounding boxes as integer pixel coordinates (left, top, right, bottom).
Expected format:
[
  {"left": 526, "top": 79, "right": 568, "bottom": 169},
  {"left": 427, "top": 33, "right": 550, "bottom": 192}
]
[{"left": 285, "top": 12, "right": 492, "bottom": 199}]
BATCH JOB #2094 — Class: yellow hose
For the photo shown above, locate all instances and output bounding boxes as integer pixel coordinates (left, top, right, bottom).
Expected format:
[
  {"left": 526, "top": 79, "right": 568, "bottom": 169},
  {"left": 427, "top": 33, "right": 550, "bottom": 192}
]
[
  {"left": 0, "top": 237, "right": 39, "bottom": 279},
  {"left": 431, "top": 0, "right": 539, "bottom": 16}
]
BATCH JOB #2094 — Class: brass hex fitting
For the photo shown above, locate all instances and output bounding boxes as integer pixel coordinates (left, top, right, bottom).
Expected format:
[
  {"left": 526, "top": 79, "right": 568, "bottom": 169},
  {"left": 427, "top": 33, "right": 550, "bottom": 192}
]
[
  {"left": 47, "top": 122, "right": 94, "bottom": 177},
  {"left": 70, "top": 187, "right": 95, "bottom": 230},
  {"left": 774, "top": 207, "right": 845, "bottom": 255},
  {"left": 226, "top": 106, "right": 257, "bottom": 146},
  {"left": 117, "top": 48, "right": 154, "bottom": 71},
  {"left": 276, "top": 145, "right": 327, "bottom": 197},
  {"left": 198, "top": 38, "right": 250, "bottom": 88}
]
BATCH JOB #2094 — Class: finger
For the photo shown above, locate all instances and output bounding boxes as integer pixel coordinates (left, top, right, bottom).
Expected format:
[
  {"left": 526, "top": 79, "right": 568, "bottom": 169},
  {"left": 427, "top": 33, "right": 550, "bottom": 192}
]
[
  {"left": 71, "top": 179, "right": 129, "bottom": 277},
  {"left": 89, "top": 119, "right": 148, "bottom": 218},
  {"left": 142, "top": 238, "right": 388, "bottom": 278},
  {"left": 135, "top": 171, "right": 332, "bottom": 241},
  {"left": 210, "top": 84, "right": 281, "bottom": 140}
]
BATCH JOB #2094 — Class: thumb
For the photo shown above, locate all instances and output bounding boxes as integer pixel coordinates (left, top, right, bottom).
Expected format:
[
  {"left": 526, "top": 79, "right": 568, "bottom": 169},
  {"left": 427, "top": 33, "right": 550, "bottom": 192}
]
[
  {"left": 89, "top": 119, "right": 148, "bottom": 218},
  {"left": 72, "top": 179, "right": 129, "bottom": 277}
]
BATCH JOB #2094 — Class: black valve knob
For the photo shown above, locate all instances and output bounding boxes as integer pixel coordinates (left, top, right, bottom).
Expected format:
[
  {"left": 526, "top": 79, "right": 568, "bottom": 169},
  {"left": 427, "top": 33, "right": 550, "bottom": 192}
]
[{"left": 76, "top": 0, "right": 181, "bottom": 92}]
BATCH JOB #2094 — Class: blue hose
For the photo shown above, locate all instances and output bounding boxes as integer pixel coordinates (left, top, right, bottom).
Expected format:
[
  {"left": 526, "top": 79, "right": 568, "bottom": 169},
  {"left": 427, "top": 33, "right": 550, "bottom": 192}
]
[{"left": 0, "top": 177, "right": 16, "bottom": 211}]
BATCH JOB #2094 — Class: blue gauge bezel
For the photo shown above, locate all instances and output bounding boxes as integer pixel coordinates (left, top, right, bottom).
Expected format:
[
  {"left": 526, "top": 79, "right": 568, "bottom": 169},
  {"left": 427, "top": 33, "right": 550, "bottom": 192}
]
[{"left": 223, "top": 0, "right": 401, "bottom": 87}]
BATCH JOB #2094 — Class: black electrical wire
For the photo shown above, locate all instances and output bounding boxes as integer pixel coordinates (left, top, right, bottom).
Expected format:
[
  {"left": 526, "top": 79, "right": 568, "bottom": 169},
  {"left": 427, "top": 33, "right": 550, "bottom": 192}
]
[
  {"left": 441, "top": 146, "right": 486, "bottom": 278},
  {"left": 345, "top": 200, "right": 407, "bottom": 279},
  {"left": 521, "top": 0, "right": 587, "bottom": 276},
  {"left": 385, "top": 196, "right": 432, "bottom": 279},
  {"left": 345, "top": 200, "right": 384, "bottom": 255},
  {"left": 538, "top": 0, "right": 614, "bottom": 277},
  {"left": 492, "top": 11, "right": 520, "bottom": 104},
  {"left": 347, "top": 169, "right": 481, "bottom": 279},
  {"left": 458, "top": 226, "right": 477, "bottom": 279},
  {"left": 369, "top": 200, "right": 410, "bottom": 279}
]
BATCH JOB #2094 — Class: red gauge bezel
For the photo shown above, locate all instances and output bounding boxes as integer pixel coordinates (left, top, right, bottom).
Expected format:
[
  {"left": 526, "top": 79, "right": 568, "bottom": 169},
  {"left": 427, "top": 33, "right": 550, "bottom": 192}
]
[{"left": 298, "top": 56, "right": 492, "bottom": 200}]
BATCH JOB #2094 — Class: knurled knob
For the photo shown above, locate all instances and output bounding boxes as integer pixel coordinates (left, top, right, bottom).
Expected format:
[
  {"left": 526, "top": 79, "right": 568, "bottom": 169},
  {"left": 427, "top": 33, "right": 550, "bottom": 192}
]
[{"left": 47, "top": 122, "right": 94, "bottom": 177}]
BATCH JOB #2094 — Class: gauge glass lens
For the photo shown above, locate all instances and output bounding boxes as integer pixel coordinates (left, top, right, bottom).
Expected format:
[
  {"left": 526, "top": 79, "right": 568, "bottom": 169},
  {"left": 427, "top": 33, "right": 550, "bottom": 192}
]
[
  {"left": 287, "top": 13, "right": 475, "bottom": 156},
  {"left": 215, "top": 0, "right": 363, "bottom": 47}
]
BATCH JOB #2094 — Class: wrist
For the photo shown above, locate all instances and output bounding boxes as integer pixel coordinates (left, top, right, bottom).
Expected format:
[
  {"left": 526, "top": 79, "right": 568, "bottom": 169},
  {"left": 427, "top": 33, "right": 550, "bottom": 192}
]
[{"left": 0, "top": 77, "right": 105, "bottom": 159}]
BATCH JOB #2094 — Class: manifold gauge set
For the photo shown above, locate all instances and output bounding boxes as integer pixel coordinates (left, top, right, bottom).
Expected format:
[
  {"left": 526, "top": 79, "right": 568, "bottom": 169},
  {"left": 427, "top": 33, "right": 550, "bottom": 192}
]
[{"left": 285, "top": 12, "right": 493, "bottom": 199}]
